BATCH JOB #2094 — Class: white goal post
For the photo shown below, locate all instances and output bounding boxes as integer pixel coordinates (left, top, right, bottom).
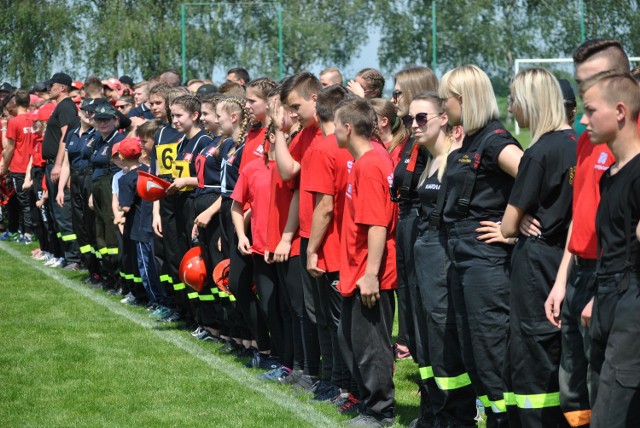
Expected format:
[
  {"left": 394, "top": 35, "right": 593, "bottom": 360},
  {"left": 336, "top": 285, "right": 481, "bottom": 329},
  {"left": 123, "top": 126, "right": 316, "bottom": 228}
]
[{"left": 513, "top": 57, "right": 640, "bottom": 135}]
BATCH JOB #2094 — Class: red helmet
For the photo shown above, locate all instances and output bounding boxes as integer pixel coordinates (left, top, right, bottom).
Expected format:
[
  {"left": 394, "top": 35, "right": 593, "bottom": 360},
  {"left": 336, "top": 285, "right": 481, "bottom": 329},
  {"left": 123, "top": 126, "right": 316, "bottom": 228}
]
[
  {"left": 137, "top": 170, "right": 170, "bottom": 202},
  {"left": 179, "top": 247, "right": 207, "bottom": 291},
  {"left": 213, "top": 259, "right": 232, "bottom": 295},
  {"left": 0, "top": 178, "right": 15, "bottom": 206}
]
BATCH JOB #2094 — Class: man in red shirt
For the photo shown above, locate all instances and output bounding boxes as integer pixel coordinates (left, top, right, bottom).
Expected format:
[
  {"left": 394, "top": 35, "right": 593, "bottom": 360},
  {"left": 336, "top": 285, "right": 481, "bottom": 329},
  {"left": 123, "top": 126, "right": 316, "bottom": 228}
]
[
  {"left": 1, "top": 89, "right": 35, "bottom": 243},
  {"left": 335, "top": 98, "right": 397, "bottom": 427},
  {"left": 521, "top": 39, "right": 630, "bottom": 428}
]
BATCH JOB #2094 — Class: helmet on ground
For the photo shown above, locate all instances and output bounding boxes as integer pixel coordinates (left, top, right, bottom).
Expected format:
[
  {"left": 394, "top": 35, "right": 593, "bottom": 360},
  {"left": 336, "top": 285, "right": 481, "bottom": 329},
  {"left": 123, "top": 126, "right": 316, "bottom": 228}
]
[
  {"left": 136, "top": 170, "right": 170, "bottom": 201},
  {"left": 0, "top": 178, "right": 15, "bottom": 206},
  {"left": 179, "top": 246, "right": 207, "bottom": 291}
]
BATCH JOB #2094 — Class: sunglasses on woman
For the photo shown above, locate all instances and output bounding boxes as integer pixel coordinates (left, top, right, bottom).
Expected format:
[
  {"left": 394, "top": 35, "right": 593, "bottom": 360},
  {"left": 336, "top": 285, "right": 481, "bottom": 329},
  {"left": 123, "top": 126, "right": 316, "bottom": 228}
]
[{"left": 402, "top": 112, "right": 442, "bottom": 128}]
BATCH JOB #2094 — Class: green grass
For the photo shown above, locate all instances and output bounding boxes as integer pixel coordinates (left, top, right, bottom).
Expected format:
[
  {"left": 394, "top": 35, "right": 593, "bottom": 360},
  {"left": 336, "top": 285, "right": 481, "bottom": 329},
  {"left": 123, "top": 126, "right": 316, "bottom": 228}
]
[{"left": 0, "top": 242, "right": 485, "bottom": 427}]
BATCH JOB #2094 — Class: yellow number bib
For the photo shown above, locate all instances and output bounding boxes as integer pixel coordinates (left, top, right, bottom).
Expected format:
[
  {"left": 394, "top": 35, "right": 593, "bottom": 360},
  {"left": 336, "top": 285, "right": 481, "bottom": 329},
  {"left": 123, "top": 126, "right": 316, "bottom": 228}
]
[
  {"left": 172, "top": 160, "right": 194, "bottom": 192},
  {"left": 155, "top": 142, "right": 179, "bottom": 176}
]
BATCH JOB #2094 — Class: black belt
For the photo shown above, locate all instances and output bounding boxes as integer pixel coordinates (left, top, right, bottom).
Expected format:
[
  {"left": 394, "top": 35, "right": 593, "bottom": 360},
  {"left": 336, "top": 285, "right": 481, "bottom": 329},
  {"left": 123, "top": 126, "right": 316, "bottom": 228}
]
[{"left": 575, "top": 256, "right": 597, "bottom": 269}]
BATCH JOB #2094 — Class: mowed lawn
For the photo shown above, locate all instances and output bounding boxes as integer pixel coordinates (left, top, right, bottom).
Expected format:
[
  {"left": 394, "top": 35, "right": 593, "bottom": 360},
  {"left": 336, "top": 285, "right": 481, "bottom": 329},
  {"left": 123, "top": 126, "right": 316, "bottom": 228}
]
[{"left": 0, "top": 242, "right": 464, "bottom": 427}]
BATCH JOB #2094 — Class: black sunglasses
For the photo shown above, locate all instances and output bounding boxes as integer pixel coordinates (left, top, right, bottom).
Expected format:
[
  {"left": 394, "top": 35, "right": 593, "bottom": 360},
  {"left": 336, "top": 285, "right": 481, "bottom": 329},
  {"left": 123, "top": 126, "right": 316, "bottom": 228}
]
[{"left": 402, "top": 112, "right": 442, "bottom": 128}]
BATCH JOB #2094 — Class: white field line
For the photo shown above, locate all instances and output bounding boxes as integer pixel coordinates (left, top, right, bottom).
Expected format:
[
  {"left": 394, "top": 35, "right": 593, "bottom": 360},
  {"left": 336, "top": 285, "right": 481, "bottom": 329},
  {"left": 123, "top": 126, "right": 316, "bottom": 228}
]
[{"left": 0, "top": 242, "right": 335, "bottom": 428}]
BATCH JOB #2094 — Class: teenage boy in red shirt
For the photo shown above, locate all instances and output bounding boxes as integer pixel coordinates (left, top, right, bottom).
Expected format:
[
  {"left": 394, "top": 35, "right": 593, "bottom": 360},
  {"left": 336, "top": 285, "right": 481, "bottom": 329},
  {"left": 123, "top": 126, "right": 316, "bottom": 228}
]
[
  {"left": 275, "top": 72, "right": 326, "bottom": 390},
  {"left": 334, "top": 98, "right": 397, "bottom": 427}
]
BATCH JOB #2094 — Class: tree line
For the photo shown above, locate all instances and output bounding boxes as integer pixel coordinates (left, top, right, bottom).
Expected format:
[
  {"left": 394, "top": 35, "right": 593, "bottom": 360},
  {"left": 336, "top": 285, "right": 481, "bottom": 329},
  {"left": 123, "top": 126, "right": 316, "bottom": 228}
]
[{"left": 1, "top": 0, "right": 638, "bottom": 92}]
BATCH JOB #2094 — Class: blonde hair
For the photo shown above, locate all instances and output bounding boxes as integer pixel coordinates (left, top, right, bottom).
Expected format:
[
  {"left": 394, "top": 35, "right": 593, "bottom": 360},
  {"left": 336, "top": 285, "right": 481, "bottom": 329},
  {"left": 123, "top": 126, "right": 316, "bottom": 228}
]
[
  {"left": 439, "top": 65, "right": 499, "bottom": 134},
  {"left": 511, "top": 68, "right": 567, "bottom": 145},
  {"left": 369, "top": 98, "right": 408, "bottom": 154},
  {"left": 394, "top": 66, "right": 439, "bottom": 116},
  {"left": 218, "top": 97, "right": 250, "bottom": 157}
]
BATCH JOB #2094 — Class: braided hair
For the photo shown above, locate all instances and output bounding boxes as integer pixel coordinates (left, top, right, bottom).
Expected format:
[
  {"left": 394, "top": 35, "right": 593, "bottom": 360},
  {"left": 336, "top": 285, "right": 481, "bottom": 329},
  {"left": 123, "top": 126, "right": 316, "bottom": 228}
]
[
  {"left": 246, "top": 77, "right": 277, "bottom": 128},
  {"left": 218, "top": 96, "right": 250, "bottom": 157}
]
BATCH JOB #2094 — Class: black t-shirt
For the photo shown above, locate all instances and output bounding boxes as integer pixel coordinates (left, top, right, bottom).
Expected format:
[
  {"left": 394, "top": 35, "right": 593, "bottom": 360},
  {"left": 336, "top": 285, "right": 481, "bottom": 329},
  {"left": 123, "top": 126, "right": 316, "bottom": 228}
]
[
  {"left": 443, "top": 120, "right": 521, "bottom": 223},
  {"left": 596, "top": 154, "right": 640, "bottom": 275},
  {"left": 508, "top": 129, "right": 577, "bottom": 241},
  {"left": 194, "top": 136, "right": 234, "bottom": 197},
  {"left": 417, "top": 170, "right": 442, "bottom": 233},
  {"left": 392, "top": 137, "right": 427, "bottom": 212},
  {"left": 42, "top": 98, "right": 80, "bottom": 160},
  {"left": 119, "top": 164, "right": 153, "bottom": 243}
]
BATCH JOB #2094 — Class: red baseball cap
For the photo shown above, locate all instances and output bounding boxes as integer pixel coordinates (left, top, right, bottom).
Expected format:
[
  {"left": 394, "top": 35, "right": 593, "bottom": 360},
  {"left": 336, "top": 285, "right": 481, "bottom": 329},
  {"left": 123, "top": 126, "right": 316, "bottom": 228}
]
[
  {"left": 111, "top": 142, "right": 121, "bottom": 157},
  {"left": 118, "top": 137, "right": 142, "bottom": 159}
]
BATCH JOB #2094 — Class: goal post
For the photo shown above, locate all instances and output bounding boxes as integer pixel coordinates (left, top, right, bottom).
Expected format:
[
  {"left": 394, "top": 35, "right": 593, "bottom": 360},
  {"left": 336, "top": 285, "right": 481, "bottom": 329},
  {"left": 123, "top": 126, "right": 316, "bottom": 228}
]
[{"left": 513, "top": 57, "right": 640, "bottom": 135}]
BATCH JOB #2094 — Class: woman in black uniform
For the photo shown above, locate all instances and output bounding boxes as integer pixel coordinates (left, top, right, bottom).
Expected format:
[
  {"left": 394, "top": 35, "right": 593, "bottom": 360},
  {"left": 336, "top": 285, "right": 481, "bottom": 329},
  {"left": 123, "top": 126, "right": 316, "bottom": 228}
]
[
  {"left": 411, "top": 92, "right": 477, "bottom": 428},
  {"left": 439, "top": 65, "right": 523, "bottom": 428},
  {"left": 500, "top": 68, "right": 576, "bottom": 428}
]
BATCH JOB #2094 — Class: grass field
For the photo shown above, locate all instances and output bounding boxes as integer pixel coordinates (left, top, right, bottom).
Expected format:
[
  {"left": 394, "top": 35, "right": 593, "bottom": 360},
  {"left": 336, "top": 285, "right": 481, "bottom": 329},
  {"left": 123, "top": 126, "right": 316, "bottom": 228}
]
[{"left": 0, "top": 241, "right": 488, "bottom": 427}]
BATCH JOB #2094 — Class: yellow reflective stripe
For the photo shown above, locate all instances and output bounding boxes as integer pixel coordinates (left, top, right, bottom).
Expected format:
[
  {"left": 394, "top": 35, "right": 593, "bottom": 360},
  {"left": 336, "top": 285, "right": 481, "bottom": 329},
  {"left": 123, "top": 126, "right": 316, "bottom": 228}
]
[
  {"left": 198, "top": 294, "right": 215, "bottom": 301},
  {"left": 229, "top": 295, "right": 236, "bottom": 302},
  {"left": 419, "top": 366, "right": 434, "bottom": 380},
  {"left": 491, "top": 399, "right": 506, "bottom": 413},
  {"left": 56, "top": 232, "right": 62, "bottom": 238},
  {"left": 119, "top": 272, "right": 127, "bottom": 278},
  {"left": 98, "top": 247, "right": 109, "bottom": 255},
  {"left": 434, "top": 373, "right": 472, "bottom": 390},
  {"left": 514, "top": 392, "right": 560, "bottom": 409},
  {"left": 219, "top": 292, "right": 229, "bottom": 298},
  {"left": 478, "top": 395, "right": 491, "bottom": 408},
  {"left": 211, "top": 288, "right": 220, "bottom": 295},
  {"left": 95, "top": 252, "right": 102, "bottom": 259},
  {"left": 187, "top": 292, "right": 199, "bottom": 300},
  {"left": 61, "top": 234, "right": 77, "bottom": 241},
  {"left": 159, "top": 275, "right": 173, "bottom": 283},
  {"left": 79, "top": 244, "right": 93, "bottom": 254},
  {"left": 173, "top": 282, "right": 186, "bottom": 291},
  {"left": 107, "top": 248, "right": 119, "bottom": 255},
  {"left": 504, "top": 392, "right": 516, "bottom": 406},
  {"left": 133, "top": 277, "right": 142, "bottom": 283}
]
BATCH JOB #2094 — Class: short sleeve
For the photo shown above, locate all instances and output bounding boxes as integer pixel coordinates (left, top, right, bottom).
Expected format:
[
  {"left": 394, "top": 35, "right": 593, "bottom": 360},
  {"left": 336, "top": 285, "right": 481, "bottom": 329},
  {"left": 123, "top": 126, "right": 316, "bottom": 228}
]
[
  {"left": 354, "top": 164, "right": 392, "bottom": 227},
  {"left": 58, "top": 101, "right": 79, "bottom": 128},
  {"left": 304, "top": 146, "right": 336, "bottom": 195},
  {"left": 483, "top": 131, "right": 521, "bottom": 171},
  {"left": 118, "top": 174, "right": 136, "bottom": 208},
  {"left": 6, "top": 117, "right": 18, "bottom": 141},
  {"left": 508, "top": 154, "right": 545, "bottom": 213}
]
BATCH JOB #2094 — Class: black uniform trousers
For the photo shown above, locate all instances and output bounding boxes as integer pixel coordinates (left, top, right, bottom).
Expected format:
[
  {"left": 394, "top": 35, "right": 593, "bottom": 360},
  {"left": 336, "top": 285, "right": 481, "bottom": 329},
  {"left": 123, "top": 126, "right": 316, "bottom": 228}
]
[
  {"left": 559, "top": 259, "right": 595, "bottom": 427},
  {"left": 253, "top": 255, "right": 285, "bottom": 358},
  {"left": 70, "top": 168, "right": 99, "bottom": 274},
  {"left": 446, "top": 220, "right": 510, "bottom": 428},
  {"left": 414, "top": 226, "right": 476, "bottom": 427},
  {"left": 590, "top": 272, "right": 640, "bottom": 428},
  {"left": 299, "top": 237, "right": 322, "bottom": 378},
  {"left": 395, "top": 207, "right": 418, "bottom": 359},
  {"left": 338, "top": 290, "right": 395, "bottom": 420},
  {"left": 92, "top": 174, "right": 118, "bottom": 285},
  {"left": 506, "top": 237, "right": 569, "bottom": 428},
  {"left": 46, "top": 163, "right": 81, "bottom": 263}
]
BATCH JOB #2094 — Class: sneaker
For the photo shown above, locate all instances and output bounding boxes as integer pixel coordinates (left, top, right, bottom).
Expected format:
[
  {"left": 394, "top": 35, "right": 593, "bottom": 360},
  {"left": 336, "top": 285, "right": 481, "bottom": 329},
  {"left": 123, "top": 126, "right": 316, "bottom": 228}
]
[
  {"left": 120, "top": 292, "right": 137, "bottom": 305},
  {"left": 146, "top": 302, "right": 159, "bottom": 312},
  {"left": 343, "top": 414, "right": 395, "bottom": 427},
  {"left": 0, "top": 231, "right": 19, "bottom": 241},
  {"left": 260, "top": 365, "right": 291, "bottom": 381},
  {"left": 278, "top": 368, "right": 303, "bottom": 385},
  {"left": 191, "top": 326, "right": 205, "bottom": 337},
  {"left": 194, "top": 328, "right": 213, "bottom": 340},
  {"left": 150, "top": 305, "right": 172, "bottom": 319},
  {"left": 31, "top": 248, "right": 41, "bottom": 256},
  {"left": 394, "top": 342, "right": 411, "bottom": 360},
  {"left": 293, "top": 374, "right": 319, "bottom": 392},
  {"left": 313, "top": 383, "right": 341, "bottom": 402},
  {"left": 246, "top": 351, "right": 281, "bottom": 370},
  {"left": 82, "top": 273, "right": 102, "bottom": 285},
  {"left": 47, "top": 257, "right": 65, "bottom": 268},
  {"left": 160, "top": 310, "right": 180, "bottom": 323},
  {"left": 218, "top": 339, "right": 241, "bottom": 353},
  {"left": 334, "top": 392, "right": 361, "bottom": 414},
  {"left": 17, "top": 234, "right": 33, "bottom": 245},
  {"left": 63, "top": 262, "right": 82, "bottom": 271}
]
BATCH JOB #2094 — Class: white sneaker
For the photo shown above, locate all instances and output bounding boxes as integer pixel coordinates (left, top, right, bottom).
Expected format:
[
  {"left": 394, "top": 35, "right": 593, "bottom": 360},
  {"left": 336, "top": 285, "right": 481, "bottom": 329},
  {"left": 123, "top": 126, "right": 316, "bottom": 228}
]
[
  {"left": 43, "top": 256, "right": 58, "bottom": 266},
  {"left": 48, "top": 258, "right": 65, "bottom": 268},
  {"left": 36, "top": 252, "right": 53, "bottom": 262}
]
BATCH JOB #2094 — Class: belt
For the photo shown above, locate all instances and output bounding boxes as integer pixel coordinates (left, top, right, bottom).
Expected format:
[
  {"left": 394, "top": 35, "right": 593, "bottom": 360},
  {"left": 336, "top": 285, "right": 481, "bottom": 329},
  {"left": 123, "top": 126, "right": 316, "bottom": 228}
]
[{"left": 574, "top": 256, "right": 597, "bottom": 269}]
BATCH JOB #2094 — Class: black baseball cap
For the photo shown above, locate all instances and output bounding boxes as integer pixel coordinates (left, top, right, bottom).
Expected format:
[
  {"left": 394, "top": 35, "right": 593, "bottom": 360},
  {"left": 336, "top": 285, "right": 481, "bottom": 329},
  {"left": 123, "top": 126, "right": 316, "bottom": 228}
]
[
  {"left": 196, "top": 83, "right": 217, "bottom": 96},
  {"left": 0, "top": 82, "right": 13, "bottom": 93},
  {"left": 93, "top": 103, "right": 118, "bottom": 119},
  {"left": 44, "top": 72, "right": 73, "bottom": 88},
  {"left": 80, "top": 97, "right": 109, "bottom": 112},
  {"left": 119, "top": 75, "right": 134, "bottom": 87},
  {"left": 30, "top": 82, "right": 48, "bottom": 94}
]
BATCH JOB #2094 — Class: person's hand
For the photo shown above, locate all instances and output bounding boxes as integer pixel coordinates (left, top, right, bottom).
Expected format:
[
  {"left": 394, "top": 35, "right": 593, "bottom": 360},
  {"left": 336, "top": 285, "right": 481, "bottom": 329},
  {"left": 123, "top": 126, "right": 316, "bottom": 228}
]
[
  {"left": 237, "top": 235, "right": 253, "bottom": 256},
  {"left": 194, "top": 209, "right": 214, "bottom": 229},
  {"left": 55, "top": 188, "right": 65, "bottom": 207},
  {"left": 166, "top": 178, "right": 187, "bottom": 195},
  {"left": 152, "top": 213, "right": 163, "bottom": 237},
  {"left": 581, "top": 297, "right": 594, "bottom": 327},
  {"left": 519, "top": 214, "right": 542, "bottom": 237},
  {"left": 347, "top": 80, "right": 365, "bottom": 98},
  {"left": 269, "top": 100, "right": 288, "bottom": 132},
  {"left": 273, "top": 239, "right": 291, "bottom": 262},
  {"left": 306, "top": 251, "right": 325, "bottom": 277},
  {"left": 545, "top": 282, "right": 566, "bottom": 328},
  {"left": 22, "top": 176, "right": 32, "bottom": 190},
  {"left": 357, "top": 272, "right": 380, "bottom": 309},
  {"left": 476, "top": 221, "right": 512, "bottom": 244},
  {"left": 88, "top": 194, "right": 94, "bottom": 210},
  {"left": 51, "top": 164, "right": 61, "bottom": 183},
  {"left": 129, "top": 116, "right": 146, "bottom": 127}
]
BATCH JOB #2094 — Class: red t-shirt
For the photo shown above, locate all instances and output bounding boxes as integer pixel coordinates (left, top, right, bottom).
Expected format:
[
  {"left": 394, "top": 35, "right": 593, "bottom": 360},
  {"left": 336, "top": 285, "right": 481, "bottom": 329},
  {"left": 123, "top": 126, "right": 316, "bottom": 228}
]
[
  {"left": 303, "top": 134, "right": 353, "bottom": 272},
  {"left": 339, "top": 143, "right": 397, "bottom": 297},
  {"left": 568, "top": 132, "right": 614, "bottom": 259},
  {"left": 230, "top": 157, "right": 272, "bottom": 254},
  {"left": 240, "top": 127, "right": 268, "bottom": 173},
  {"left": 6, "top": 113, "right": 35, "bottom": 173},
  {"left": 296, "top": 125, "right": 324, "bottom": 238}
]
